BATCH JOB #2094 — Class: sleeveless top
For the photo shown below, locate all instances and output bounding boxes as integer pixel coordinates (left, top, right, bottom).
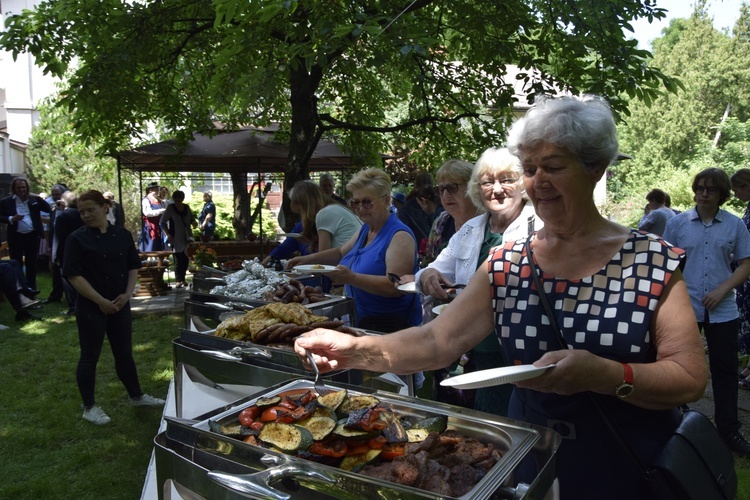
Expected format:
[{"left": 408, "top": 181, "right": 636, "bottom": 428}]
[
  {"left": 488, "top": 230, "right": 686, "bottom": 499},
  {"left": 340, "top": 213, "right": 421, "bottom": 326}
]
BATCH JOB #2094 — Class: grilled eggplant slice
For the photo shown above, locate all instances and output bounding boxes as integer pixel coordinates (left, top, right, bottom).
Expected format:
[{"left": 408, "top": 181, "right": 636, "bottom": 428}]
[
  {"left": 333, "top": 420, "right": 380, "bottom": 440},
  {"left": 379, "top": 411, "right": 408, "bottom": 443}
]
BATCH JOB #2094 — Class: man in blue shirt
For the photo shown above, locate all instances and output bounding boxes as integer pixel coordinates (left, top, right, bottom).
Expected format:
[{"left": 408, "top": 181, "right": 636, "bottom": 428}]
[{"left": 663, "top": 168, "right": 750, "bottom": 457}]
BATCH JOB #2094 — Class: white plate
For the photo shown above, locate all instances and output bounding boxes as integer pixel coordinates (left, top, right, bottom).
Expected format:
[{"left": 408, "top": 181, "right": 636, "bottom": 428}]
[
  {"left": 432, "top": 304, "right": 448, "bottom": 315},
  {"left": 293, "top": 264, "right": 338, "bottom": 274},
  {"left": 281, "top": 233, "right": 301, "bottom": 237},
  {"left": 397, "top": 282, "right": 417, "bottom": 293},
  {"left": 440, "top": 363, "right": 555, "bottom": 389}
]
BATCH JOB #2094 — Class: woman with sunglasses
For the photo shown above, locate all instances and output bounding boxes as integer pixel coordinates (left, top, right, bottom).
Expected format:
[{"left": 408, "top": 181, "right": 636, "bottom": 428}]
[
  {"left": 287, "top": 168, "right": 421, "bottom": 333},
  {"left": 420, "top": 159, "right": 478, "bottom": 267}
]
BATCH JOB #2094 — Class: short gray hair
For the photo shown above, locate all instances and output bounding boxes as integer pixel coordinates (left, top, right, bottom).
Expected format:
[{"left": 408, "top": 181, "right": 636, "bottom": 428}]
[
  {"left": 467, "top": 148, "right": 522, "bottom": 209},
  {"left": 507, "top": 94, "right": 619, "bottom": 173}
]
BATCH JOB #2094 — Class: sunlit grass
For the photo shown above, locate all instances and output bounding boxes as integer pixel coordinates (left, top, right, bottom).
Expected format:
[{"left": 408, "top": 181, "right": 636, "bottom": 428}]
[{"left": 0, "top": 271, "right": 180, "bottom": 499}]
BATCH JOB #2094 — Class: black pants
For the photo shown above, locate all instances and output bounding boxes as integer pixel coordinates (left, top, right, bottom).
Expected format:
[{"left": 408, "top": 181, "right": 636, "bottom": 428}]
[
  {"left": 699, "top": 319, "right": 741, "bottom": 436},
  {"left": 174, "top": 250, "right": 189, "bottom": 282},
  {"left": 48, "top": 261, "right": 64, "bottom": 301},
  {"left": 75, "top": 301, "right": 142, "bottom": 407},
  {"left": 0, "top": 261, "right": 25, "bottom": 312},
  {"left": 62, "top": 276, "right": 78, "bottom": 310},
  {"left": 8, "top": 231, "right": 39, "bottom": 289}
]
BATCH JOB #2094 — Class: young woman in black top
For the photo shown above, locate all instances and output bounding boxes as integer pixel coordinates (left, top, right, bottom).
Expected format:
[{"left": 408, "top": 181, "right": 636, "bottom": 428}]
[{"left": 63, "top": 190, "right": 164, "bottom": 425}]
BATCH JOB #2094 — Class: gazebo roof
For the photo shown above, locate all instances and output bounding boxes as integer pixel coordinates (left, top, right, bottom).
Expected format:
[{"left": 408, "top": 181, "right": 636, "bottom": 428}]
[{"left": 117, "top": 125, "right": 356, "bottom": 174}]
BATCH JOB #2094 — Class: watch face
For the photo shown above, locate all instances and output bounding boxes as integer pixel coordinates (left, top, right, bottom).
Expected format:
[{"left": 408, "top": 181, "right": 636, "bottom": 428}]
[{"left": 616, "top": 383, "right": 634, "bottom": 398}]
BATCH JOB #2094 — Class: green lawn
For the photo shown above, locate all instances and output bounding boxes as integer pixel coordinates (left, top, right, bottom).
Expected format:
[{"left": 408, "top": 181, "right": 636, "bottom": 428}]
[
  {"left": 0, "top": 272, "right": 178, "bottom": 499},
  {"left": 1, "top": 272, "right": 749, "bottom": 498}
]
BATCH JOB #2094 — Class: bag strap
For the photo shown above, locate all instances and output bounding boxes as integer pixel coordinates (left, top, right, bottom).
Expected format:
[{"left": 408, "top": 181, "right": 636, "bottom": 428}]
[{"left": 523, "top": 235, "right": 648, "bottom": 474}]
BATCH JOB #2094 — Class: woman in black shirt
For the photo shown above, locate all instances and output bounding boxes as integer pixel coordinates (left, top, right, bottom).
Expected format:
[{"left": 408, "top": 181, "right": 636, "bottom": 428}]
[{"left": 63, "top": 190, "right": 164, "bottom": 425}]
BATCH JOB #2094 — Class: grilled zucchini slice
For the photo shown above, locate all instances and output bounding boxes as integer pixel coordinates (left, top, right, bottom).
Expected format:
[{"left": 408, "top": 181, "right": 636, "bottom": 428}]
[
  {"left": 316, "top": 389, "right": 347, "bottom": 411},
  {"left": 339, "top": 449, "right": 382, "bottom": 472},
  {"left": 258, "top": 422, "right": 314, "bottom": 453},
  {"left": 297, "top": 408, "right": 337, "bottom": 441},
  {"left": 339, "top": 395, "right": 380, "bottom": 414}
]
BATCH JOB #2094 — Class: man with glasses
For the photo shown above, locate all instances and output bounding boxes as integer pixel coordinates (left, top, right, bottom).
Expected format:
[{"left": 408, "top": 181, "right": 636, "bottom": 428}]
[{"left": 663, "top": 167, "right": 750, "bottom": 457}]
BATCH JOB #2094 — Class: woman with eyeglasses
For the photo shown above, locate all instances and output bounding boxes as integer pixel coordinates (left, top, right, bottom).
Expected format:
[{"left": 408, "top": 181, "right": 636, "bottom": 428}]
[
  {"left": 415, "top": 148, "right": 541, "bottom": 414},
  {"left": 731, "top": 169, "right": 750, "bottom": 388},
  {"left": 287, "top": 168, "right": 422, "bottom": 333},
  {"left": 420, "top": 159, "right": 478, "bottom": 267},
  {"left": 296, "top": 96, "right": 708, "bottom": 498}
]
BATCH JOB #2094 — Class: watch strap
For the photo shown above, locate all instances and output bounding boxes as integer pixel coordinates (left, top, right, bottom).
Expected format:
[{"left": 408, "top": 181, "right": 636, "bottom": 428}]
[{"left": 622, "top": 362, "right": 633, "bottom": 385}]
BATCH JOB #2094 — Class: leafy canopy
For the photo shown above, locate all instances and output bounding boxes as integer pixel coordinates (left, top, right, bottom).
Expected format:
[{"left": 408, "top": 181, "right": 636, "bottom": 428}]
[{"left": 1, "top": 0, "right": 675, "bottom": 166}]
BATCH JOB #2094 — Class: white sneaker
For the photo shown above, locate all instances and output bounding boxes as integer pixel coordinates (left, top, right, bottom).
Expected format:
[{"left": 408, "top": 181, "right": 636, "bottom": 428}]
[
  {"left": 82, "top": 406, "right": 111, "bottom": 425},
  {"left": 0, "top": 324, "right": 9, "bottom": 330},
  {"left": 130, "top": 394, "right": 165, "bottom": 406}
]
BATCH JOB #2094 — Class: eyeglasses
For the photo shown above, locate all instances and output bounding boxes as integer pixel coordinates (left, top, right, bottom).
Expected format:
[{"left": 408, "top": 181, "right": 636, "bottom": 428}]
[
  {"left": 480, "top": 178, "right": 518, "bottom": 190},
  {"left": 437, "top": 183, "right": 462, "bottom": 195},
  {"left": 693, "top": 186, "right": 718, "bottom": 194},
  {"left": 349, "top": 194, "right": 387, "bottom": 210}
]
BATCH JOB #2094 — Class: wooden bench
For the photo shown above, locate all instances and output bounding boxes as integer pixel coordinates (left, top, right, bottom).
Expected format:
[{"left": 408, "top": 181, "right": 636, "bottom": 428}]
[{"left": 136, "top": 251, "right": 173, "bottom": 297}]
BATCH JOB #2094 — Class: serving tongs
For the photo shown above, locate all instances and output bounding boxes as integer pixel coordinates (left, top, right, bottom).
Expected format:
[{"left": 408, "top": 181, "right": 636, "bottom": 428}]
[{"left": 200, "top": 346, "right": 273, "bottom": 362}]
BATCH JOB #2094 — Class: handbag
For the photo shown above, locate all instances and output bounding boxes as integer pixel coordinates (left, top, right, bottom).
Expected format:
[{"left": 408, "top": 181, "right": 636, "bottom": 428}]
[{"left": 523, "top": 236, "right": 737, "bottom": 500}]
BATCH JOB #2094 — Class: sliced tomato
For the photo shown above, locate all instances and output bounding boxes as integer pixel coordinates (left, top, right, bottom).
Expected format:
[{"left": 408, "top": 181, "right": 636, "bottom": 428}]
[
  {"left": 380, "top": 443, "right": 406, "bottom": 460},
  {"left": 249, "top": 421, "right": 264, "bottom": 431},
  {"left": 309, "top": 440, "right": 348, "bottom": 458}
]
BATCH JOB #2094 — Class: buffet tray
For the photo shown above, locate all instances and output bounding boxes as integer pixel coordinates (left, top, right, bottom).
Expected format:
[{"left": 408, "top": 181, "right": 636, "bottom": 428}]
[
  {"left": 184, "top": 295, "right": 357, "bottom": 334},
  {"left": 156, "top": 379, "right": 560, "bottom": 499}
]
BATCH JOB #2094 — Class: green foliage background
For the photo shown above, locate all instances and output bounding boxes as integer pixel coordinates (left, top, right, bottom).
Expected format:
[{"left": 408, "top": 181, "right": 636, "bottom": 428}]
[
  {"left": 194, "top": 193, "right": 278, "bottom": 241},
  {"left": 609, "top": 2, "right": 750, "bottom": 226}
]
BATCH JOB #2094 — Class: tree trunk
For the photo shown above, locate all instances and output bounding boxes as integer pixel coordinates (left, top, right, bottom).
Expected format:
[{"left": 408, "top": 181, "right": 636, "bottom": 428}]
[
  {"left": 231, "top": 171, "right": 249, "bottom": 240},
  {"left": 280, "top": 63, "right": 325, "bottom": 231}
]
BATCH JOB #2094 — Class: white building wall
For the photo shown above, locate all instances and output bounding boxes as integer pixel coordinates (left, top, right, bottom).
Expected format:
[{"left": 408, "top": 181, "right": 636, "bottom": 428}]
[{"left": 0, "top": 0, "right": 58, "bottom": 173}]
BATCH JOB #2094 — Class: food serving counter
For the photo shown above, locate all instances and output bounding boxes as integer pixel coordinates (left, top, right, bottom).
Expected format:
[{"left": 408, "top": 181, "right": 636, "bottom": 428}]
[{"left": 154, "top": 379, "right": 560, "bottom": 499}]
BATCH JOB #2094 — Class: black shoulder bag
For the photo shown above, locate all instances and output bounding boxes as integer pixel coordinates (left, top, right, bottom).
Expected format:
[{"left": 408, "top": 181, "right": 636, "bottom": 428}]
[{"left": 524, "top": 236, "right": 736, "bottom": 500}]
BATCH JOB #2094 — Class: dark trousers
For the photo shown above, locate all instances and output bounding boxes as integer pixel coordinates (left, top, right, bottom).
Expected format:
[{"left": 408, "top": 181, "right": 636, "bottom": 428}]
[
  {"left": 48, "top": 261, "right": 64, "bottom": 301},
  {"left": 8, "top": 231, "right": 39, "bottom": 289},
  {"left": 76, "top": 301, "right": 142, "bottom": 407},
  {"left": 0, "top": 262, "right": 23, "bottom": 311},
  {"left": 699, "top": 319, "right": 741, "bottom": 436},
  {"left": 61, "top": 276, "right": 78, "bottom": 310},
  {"left": 174, "top": 250, "right": 189, "bottom": 282}
]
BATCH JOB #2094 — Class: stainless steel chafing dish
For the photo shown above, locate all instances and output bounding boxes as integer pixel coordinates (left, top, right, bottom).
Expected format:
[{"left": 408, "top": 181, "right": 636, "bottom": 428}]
[
  {"left": 186, "top": 292, "right": 357, "bottom": 331},
  {"left": 173, "top": 329, "right": 408, "bottom": 416},
  {"left": 155, "top": 379, "right": 560, "bottom": 499}
]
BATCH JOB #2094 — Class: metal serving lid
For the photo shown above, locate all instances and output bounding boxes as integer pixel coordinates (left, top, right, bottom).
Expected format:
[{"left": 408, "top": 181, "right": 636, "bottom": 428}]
[{"left": 159, "top": 379, "right": 559, "bottom": 499}]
